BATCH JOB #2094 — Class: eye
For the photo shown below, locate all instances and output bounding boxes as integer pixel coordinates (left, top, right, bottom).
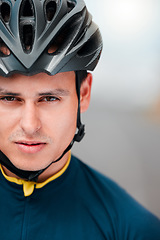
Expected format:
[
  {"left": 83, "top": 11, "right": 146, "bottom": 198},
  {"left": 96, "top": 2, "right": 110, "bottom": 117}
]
[
  {"left": 39, "top": 96, "right": 59, "bottom": 102},
  {"left": 0, "top": 96, "right": 22, "bottom": 103},
  {"left": 0, "top": 96, "right": 16, "bottom": 102}
]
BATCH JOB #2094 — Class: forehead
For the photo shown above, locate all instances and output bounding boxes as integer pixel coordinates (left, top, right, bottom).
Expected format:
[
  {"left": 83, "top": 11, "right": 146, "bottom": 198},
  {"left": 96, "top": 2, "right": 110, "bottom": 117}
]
[{"left": 0, "top": 72, "right": 76, "bottom": 92}]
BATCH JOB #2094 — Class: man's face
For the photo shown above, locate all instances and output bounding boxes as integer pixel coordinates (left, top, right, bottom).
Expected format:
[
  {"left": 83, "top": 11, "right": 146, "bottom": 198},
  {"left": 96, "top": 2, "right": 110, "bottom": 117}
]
[{"left": 0, "top": 72, "right": 79, "bottom": 172}]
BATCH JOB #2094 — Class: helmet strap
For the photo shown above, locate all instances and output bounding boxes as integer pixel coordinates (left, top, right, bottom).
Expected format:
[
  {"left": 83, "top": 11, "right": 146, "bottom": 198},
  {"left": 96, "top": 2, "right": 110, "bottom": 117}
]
[
  {"left": 74, "top": 71, "right": 85, "bottom": 142},
  {"left": 0, "top": 72, "right": 85, "bottom": 182}
]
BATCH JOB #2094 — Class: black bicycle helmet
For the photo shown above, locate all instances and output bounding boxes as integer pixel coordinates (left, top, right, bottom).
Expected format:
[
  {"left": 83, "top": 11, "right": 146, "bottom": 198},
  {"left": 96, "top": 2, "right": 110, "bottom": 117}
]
[
  {"left": 0, "top": 0, "right": 103, "bottom": 181},
  {"left": 0, "top": 0, "right": 102, "bottom": 76}
]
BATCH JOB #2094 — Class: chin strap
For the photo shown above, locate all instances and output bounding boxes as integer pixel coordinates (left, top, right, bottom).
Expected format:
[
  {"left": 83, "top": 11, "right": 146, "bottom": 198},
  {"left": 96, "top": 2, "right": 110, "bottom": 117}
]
[
  {"left": 0, "top": 72, "right": 85, "bottom": 182},
  {"left": 74, "top": 71, "right": 85, "bottom": 142}
]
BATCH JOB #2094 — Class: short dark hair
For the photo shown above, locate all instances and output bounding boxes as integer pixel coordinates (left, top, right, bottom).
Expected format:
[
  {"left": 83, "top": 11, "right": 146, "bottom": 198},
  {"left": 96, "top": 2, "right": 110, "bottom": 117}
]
[{"left": 76, "top": 70, "right": 88, "bottom": 85}]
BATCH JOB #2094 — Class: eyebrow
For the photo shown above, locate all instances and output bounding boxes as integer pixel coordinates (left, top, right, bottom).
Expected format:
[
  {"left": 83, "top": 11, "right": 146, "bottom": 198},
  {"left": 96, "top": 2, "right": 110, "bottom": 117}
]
[
  {"left": 0, "top": 89, "right": 20, "bottom": 96},
  {"left": 0, "top": 88, "right": 70, "bottom": 97},
  {"left": 38, "top": 89, "right": 70, "bottom": 97}
]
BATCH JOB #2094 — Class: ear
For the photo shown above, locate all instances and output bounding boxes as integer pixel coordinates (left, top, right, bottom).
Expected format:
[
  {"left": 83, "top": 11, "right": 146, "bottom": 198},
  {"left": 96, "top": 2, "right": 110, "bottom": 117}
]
[{"left": 80, "top": 73, "right": 92, "bottom": 113}]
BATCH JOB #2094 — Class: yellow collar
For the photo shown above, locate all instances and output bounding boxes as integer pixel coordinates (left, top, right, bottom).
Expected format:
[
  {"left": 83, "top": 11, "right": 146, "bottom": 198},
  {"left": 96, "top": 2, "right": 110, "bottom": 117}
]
[{"left": 0, "top": 152, "right": 71, "bottom": 197}]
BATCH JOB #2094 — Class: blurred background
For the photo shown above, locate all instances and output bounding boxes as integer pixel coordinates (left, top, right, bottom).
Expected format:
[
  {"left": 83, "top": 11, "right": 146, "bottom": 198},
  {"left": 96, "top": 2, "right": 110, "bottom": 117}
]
[{"left": 72, "top": 0, "right": 160, "bottom": 218}]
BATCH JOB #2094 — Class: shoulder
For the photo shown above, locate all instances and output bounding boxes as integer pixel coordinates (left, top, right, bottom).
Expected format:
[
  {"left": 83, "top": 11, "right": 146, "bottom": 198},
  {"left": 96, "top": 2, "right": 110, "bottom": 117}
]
[
  {"left": 71, "top": 155, "right": 160, "bottom": 239},
  {"left": 71, "top": 155, "right": 136, "bottom": 205}
]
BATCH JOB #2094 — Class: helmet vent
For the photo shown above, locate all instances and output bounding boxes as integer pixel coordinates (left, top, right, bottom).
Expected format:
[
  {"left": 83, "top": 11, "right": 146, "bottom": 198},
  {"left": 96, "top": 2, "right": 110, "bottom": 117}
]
[
  {"left": 19, "top": 0, "right": 35, "bottom": 53},
  {"left": 0, "top": 38, "right": 10, "bottom": 57},
  {"left": 21, "top": 0, "right": 34, "bottom": 17},
  {"left": 21, "top": 24, "right": 34, "bottom": 53},
  {"left": 1, "top": 2, "right": 11, "bottom": 23},
  {"left": 47, "top": 32, "right": 62, "bottom": 54},
  {"left": 45, "top": 1, "right": 57, "bottom": 22},
  {"left": 48, "top": 14, "right": 80, "bottom": 55},
  {"left": 67, "top": 0, "right": 75, "bottom": 13},
  {"left": 48, "top": 42, "right": 58, "bottom": 54}
]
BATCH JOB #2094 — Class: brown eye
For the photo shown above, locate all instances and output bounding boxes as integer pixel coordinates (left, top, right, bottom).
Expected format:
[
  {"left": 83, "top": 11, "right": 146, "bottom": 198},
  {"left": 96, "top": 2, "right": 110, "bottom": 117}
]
[
  {"left": 2, "top": 96, "right": 16, "bottom": 101},
  {"left": 0, "top": 96, "right": 22, "bottom": 102},
  {"left": 45, "top": 96, "right": 56, "bottom": 101},
  {"left": 40, "top": 96, "right": 59, "bottom": 102}
]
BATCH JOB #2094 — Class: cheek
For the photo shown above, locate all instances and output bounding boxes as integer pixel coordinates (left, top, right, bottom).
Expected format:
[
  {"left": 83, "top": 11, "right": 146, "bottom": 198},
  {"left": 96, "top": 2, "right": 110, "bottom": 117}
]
[
  {"left": 41, "top": 102, "right": 78, "bottom": 141},
  {"left": 0, "top": 118, "right": 13, "bottom": 151},
  {"left": 0, "top": 106, "right": 20, "bottom": 126},
  {"left": 0, "top": 110, "right": 21, "bottom": 143},
  {"left": 0, "top": 114, "right": 13, "bottom": 137}
]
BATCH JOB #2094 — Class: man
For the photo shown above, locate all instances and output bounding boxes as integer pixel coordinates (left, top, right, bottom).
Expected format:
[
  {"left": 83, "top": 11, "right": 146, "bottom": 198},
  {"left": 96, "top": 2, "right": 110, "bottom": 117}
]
[{"left": 0, "top": 0, "right": 159, "bottom": 239}]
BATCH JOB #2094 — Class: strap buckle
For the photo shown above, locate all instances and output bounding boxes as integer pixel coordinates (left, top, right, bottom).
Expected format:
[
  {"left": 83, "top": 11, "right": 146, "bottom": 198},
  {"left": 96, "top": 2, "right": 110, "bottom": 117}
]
[{"left": 74, "top": 124, "right": 85, "bottom": 142}]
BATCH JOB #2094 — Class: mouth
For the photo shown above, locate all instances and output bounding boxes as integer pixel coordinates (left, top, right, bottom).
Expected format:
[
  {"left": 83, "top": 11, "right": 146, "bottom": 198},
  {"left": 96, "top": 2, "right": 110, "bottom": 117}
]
[{"left": 15, "top": 141, "right": 46, "bottom": 154}]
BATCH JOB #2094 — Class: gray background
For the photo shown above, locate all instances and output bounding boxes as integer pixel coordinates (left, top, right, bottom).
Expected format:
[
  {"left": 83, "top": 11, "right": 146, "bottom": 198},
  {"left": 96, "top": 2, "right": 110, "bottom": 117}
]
[{"left": 73, "top": 0, "right": 160, "bottom": 218}]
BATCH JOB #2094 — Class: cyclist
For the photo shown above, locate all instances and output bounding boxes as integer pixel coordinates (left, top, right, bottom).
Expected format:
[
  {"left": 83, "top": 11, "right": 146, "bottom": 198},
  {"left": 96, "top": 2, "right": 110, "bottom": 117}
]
[{"left": 0, "top": 0, "right": 159, "bottom": 239}]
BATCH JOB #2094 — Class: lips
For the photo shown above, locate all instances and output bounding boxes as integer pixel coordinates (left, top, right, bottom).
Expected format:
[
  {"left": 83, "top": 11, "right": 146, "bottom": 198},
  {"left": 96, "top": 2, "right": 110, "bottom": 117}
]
[
  {"left": 19, "top": 142, "right": 42, "bottom": 146},
  {"left": 15, "top": 141, "right": 46, "bottom": 154}
]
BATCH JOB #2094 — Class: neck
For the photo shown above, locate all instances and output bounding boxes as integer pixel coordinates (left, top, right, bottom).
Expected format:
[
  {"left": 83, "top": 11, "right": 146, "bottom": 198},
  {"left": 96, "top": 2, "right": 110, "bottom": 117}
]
[{"left": 2, "top": 151, "right": 70, "bottom": 182}]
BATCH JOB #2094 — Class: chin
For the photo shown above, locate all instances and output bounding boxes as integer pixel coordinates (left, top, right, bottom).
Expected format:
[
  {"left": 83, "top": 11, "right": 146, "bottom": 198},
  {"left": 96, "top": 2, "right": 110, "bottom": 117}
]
[{"left": 11, "top": 157, "right": 49, "bottom": 172}]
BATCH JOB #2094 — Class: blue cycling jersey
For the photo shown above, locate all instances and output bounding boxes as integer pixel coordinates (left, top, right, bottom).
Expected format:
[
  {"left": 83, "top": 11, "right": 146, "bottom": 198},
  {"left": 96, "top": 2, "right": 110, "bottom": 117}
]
[{"left": 0, "top": 155, "right": 160, "bottom": 240}]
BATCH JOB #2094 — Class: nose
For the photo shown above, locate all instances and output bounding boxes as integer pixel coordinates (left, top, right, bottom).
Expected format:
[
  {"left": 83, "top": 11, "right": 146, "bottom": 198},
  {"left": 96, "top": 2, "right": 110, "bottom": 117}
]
[{"left": 20, "top": 102, "right": 41, "bottom": 136}]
